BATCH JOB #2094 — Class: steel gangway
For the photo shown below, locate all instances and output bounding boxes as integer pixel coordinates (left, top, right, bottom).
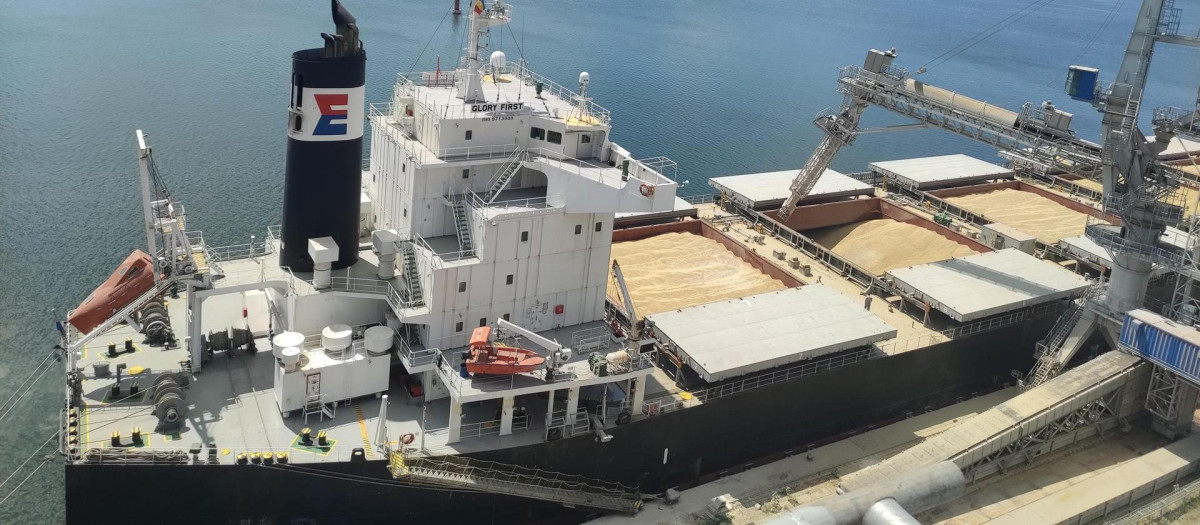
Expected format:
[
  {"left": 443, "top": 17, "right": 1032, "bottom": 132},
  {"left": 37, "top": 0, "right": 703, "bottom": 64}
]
[
  {"left": 1027, "top": 283, "right": 1106, "bottom": 388},
  {"left": 387, "top": 452, "right": 643, "bottom": 514}
]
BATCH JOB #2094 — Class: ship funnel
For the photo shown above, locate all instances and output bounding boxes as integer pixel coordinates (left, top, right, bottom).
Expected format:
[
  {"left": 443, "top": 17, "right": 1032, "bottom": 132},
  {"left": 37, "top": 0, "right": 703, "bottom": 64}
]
[{"left": 280, "top": 0, "right": 367, "bottom": 272}]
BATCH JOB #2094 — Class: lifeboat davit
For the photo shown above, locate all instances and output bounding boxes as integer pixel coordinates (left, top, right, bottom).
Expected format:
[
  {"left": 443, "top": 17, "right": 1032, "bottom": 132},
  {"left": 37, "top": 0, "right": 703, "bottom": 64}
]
[
  {"left": 464, "top": 326, "right": 546, "bottom": 375},
  {"left": 68, "top": 250, "right": 156, "bottom": 334}
]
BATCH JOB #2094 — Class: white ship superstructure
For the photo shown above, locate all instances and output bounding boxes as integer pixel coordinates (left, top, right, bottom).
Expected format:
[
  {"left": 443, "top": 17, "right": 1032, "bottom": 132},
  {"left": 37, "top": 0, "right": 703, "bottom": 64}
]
[{"left": 365, "top": 1, "right": 677, "bottom": 349}]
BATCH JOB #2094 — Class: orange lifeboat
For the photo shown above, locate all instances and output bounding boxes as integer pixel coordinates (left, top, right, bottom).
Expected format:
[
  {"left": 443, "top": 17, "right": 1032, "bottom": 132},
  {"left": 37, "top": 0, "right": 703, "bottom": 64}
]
[
  {"left": 464, "top": 326, "right": 546, "bottom": 375},
  {"left": 68, "top": 250, "right": 156, "bottom": 334}
]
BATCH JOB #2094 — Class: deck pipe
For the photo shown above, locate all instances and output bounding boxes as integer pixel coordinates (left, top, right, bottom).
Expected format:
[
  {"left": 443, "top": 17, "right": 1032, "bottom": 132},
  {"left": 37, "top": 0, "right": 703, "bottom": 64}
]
[
  {"left": 762, "top": 461, "right": 964, "bottom": 525},
  {"left": 279, "top": 0, "right": 366, "bottom": 272}
]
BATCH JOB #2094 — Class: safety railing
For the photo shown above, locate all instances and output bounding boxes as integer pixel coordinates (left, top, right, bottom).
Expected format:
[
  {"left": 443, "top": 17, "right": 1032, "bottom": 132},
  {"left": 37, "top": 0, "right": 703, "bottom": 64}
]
[
  {"left": 328, "top": 274, "right": 393, "bottom": 296},
  {"left": 399, "top": 455, "right": 639, "bottom": 498},
  {"left": 205, "top": 238, "right": 273, "bottom": 263},
  {"left": 546, "top": 408, "right": 593, "bottom": 438},
  {"left": 466, "top": 190, "right": 552, "bottom": 214},
  {"left": 642, "top": 348, "right": 875, "bottom": 417},
  {"left": 80, "top": 442, "right": 371, "bottom": 465},
  {"left": 457, "top": 414, "right": 531, "bottom": 440},
  {"left": 393, "top": 63, "right": 611, "bottom": 124},
  {"left": 396, "top": 334, "right": 437, "bottom": 368}
]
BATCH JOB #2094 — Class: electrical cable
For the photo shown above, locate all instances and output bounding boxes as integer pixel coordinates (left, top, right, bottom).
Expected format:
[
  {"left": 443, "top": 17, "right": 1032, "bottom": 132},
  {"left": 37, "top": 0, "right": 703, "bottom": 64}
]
[
  {"left": 406, "top": 6, "right": 455, "bottom": 77},
  {"left": 921, "top": 0, "right": 1057, "bottom": 72},
  {"left": 1047, "top": 0, "right": 1126, "bottom": 87}
]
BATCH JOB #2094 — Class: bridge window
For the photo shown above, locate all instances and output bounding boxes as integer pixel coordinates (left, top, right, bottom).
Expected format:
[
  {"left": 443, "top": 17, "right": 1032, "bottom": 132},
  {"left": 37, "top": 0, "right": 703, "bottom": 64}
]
[
  {"left": 502, "top": 313, "right": 510, "bottom": 321},
  {"left": 547, "top": 130, "right": 562, "bottom": 144},
  {"left": 595, "top": 221, "right": 602, "bottom": 232},
  {"left": 479, "top": 318, "right": 487, "bottom": 327},
  {"left": 530, "top": 127, "right": 545, "bottom": 140},
  {"left": 506, "top": 274, "right": 513, "bottom": 285},
  {"left": 581, "top": 135, "right": 591, "bottom": 144},
  {"left": 465, "top": 130, "right": 473, "bottom": 140},
  {"left": 458, "top": 282, "right": 467, "bottom": 293},
  {"left": 520, "top": 231, "right": 529, "bottom": 242},
  {"left": 462, "top": 169, "right": 470, "bottom": 179},
  {"left": 455, "top": 321, "right": 463, "bottom": 332},
  {"left": 574, "top": 225, "right": 582, "bottom": 235}
]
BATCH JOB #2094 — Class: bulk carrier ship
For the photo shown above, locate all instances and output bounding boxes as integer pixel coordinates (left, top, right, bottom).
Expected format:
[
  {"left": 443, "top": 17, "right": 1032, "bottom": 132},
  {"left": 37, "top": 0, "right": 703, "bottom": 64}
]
[{"left": 55, "top": 1, "right": 1200, "bottom": 523}]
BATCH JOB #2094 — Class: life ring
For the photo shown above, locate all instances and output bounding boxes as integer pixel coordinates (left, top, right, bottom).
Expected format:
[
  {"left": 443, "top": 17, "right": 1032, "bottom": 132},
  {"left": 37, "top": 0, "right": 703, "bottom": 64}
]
[
  {"left": 401, "top": 433, "right": 416, "bottom": 445},
  {"left": 639, "top": 183, "right": 655, "bottom": 197}
]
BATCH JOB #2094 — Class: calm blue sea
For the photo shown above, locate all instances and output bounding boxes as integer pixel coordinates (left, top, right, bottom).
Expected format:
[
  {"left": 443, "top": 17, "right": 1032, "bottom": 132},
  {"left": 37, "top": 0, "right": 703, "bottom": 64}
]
[{"left": 1, "top": 0, "right": 1197, "bottom": 520}]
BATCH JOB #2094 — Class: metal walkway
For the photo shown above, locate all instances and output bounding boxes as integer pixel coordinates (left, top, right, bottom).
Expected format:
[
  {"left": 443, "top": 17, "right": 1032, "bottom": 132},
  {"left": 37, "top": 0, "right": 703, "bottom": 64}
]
[
  {"left": 388, "top": 452, "right": 643, "bottom": 514},
  {"left": 840, "top": 351, "right": 1148, "bottom": 493}
]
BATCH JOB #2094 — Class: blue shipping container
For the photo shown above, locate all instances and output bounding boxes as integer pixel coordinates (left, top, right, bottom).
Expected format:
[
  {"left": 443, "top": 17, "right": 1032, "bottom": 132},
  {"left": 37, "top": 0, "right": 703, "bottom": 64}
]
[
  {"left": 1065, "top": 65, "right": 1099, "bottom": 102},
  {"left": 1121, "top": 313, "right": 1200, "bottom": 383}
]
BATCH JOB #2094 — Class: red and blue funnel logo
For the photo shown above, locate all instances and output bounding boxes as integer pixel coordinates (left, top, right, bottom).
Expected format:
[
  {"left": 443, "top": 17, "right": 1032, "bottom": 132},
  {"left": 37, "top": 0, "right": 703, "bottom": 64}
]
[{"left": 313, "top": 93, "right": 349, "bottom": 135}]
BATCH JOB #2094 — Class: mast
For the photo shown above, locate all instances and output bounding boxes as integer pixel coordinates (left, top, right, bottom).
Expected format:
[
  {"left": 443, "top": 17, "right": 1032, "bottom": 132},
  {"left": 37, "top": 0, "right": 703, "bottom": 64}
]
[{"left": 457, "top": 1, "right": 510, "bottom": 102}]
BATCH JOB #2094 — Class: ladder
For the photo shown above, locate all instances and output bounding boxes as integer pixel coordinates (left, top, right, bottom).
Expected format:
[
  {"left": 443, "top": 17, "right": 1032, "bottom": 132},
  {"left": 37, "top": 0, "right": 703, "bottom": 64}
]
[
  {"left": 388, "top": 452, "right": 643, "bottom": 514},
  {"left": 451, "top": 200, "right": 475, "bottom": 258},
  {"left": 483, "top": 148, "right": 526, "bottom": 204},
  {"left": 400, "top": 247, "right": 424, "bottom": 307},
  {"left": 304, "top": 394, "right": 335, "bottom": 423},
  {"left": 1026, "top": 284, "right": 1104, "bottom": 388}
]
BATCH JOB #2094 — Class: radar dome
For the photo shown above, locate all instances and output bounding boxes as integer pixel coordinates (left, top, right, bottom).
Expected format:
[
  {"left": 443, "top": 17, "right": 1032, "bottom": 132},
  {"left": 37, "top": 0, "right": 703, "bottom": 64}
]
[
  {"left": 579, "top": 71, "right": 590, "bottom": 85},
  {"left": 489, "top": 51, "right": 507, "bottom": 69}
]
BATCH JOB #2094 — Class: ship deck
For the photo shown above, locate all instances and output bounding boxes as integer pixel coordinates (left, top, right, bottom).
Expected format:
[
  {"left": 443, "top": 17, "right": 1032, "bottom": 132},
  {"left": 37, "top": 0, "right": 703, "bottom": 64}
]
[
  {"left": 405, "top": 70, "right": 597, "bottom": 128},
  {"left": 71, "top": 301, "right": 684, "bottom": 465}
]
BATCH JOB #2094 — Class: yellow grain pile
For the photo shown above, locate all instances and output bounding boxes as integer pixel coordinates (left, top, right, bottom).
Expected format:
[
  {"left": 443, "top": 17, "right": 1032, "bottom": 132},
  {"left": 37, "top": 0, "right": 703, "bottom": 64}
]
[
  {"left": 807, "top": 218, "right": 977, "bottom": 275},
  {"left": 608, "top": 232, "right": 786, "bottom": 315},
  {"left": 945, "top": 188, "right": 1088, "bottom": 244}
]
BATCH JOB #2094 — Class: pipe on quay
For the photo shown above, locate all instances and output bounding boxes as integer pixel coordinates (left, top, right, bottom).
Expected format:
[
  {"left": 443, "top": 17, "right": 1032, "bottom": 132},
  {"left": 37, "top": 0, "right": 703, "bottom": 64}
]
[{"left": 762, "top": 461, "right": 964, "bottom": 525}]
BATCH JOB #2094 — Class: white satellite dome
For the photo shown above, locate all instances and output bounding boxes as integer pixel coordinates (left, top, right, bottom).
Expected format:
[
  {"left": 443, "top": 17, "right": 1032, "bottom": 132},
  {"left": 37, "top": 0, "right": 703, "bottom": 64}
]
[
  {"left": 578, "top": 71, "right": 590, "bottom": 85},
  {"left": 489, "top": 50, "right": 507, "bottom": 70}
]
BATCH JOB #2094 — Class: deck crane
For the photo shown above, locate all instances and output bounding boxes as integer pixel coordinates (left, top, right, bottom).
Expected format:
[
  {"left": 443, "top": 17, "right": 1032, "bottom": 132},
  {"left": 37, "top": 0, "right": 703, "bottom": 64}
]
[
  {"left": 608, "top": 260, "right": 641, "bottom": 340},
  {"left": 494, "top": 318, "right": 573, "bottom": 371}
]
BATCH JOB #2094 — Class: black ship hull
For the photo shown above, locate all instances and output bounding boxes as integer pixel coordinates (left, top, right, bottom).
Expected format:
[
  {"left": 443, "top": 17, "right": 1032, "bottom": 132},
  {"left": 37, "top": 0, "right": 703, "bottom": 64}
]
[{"left": 65, "top": 316, "right": 1053, "bottom": 524}]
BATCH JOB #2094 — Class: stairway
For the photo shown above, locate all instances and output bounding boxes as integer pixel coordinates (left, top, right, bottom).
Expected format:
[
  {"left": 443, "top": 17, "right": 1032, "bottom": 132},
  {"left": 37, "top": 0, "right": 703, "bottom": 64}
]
[
  {"left": 400, "top": 247, "right": 424, "bottom": 307},
  {"left": 389, "top": 453, "right": 643, "bottom": 514},
  {"left": 304, "top": 394, "right": 335, "bottom": 424},
  {"left": 452, "top": 201, "right": 475, "bottom": 258},
  {"left": 1027, "top": 284, "right": 1104, "bottom": 388},
  {"left": 483, "top": 148, "right": 526, "bottom": 204}
]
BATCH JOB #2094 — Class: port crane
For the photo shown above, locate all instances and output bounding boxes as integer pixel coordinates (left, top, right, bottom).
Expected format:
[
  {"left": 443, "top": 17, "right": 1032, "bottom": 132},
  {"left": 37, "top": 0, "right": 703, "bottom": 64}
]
[
  {"left": 778, "top": 1, "right": 1200, "bottom": 223},
  {"left": 779, "top": 0, "right": 1200, "bottom": 390}
]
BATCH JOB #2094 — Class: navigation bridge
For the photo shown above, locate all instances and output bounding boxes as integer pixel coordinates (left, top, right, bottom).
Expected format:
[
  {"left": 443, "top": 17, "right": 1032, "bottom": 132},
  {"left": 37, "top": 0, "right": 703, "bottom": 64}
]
[{"left": 387, "top": 452, "right": 643, "bottom": 514}]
